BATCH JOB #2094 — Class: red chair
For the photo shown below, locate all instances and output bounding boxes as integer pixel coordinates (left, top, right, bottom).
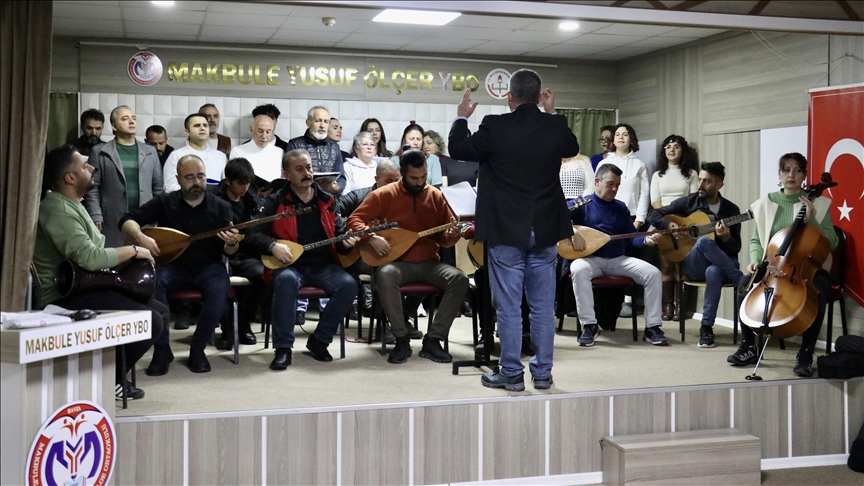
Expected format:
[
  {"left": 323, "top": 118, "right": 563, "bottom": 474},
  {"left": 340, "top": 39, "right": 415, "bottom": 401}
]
[
  {"left": 262, "top": 286, "right": 347, "bottom": 359},
  {"left": 557, "top": 274, "right": 639, "bottom": 341},
  {"left": 370, "top": 283, "right": 447, "bottom": 355},
  {"left": 168, "top": 287, "right": 240, "bottom": 364}
]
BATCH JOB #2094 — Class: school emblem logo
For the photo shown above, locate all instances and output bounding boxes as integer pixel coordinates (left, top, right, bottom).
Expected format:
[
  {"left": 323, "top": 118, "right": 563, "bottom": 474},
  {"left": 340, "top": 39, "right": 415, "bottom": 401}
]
[
  {"left": 27, "top": 401, "right": 116, "bottom": 486},
  {"left": 128, "top": 51, "right": 162, "bottom": 86},
  {"left": 485, "top": 68, "right": 511, "bottom": 99}
]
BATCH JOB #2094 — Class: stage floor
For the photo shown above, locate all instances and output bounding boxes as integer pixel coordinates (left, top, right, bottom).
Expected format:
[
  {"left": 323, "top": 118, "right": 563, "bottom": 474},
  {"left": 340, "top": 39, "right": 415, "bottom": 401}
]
[{"left": 116, "top": 308, "right": 814, "bottom": 417}]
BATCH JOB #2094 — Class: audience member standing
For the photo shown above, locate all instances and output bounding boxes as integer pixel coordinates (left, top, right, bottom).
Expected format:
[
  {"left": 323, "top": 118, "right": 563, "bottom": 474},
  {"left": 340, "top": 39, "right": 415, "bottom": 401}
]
[
  {"left": 144, "top": 125, "right": 174, "bottom": 168},
  {"left": 84, "top": 105, "right": 162, "bottom": 247},
  {"left": 286, "top": 105, "right": 346, "bottom": 196},
  {"left": 200, "top": 103, "right": 232, "bottom": 157},
  {"left": 71, "top": 108, "right": 105, "bottom": 157},
  {"left": 163, "top": 113, "right": 228, "bottom": 192},
  {"left": 229, "top": 114, "right": 283, "bottom": 182},
  {"left": 650, "top": 134, "right": 699, "bottom": 320}
]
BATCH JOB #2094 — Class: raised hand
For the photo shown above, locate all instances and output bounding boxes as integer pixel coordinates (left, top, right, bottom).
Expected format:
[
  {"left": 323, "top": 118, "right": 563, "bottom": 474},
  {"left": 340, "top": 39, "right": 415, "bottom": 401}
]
[{"left": 457, "top": 88, "right": 478, "bottom": 119}]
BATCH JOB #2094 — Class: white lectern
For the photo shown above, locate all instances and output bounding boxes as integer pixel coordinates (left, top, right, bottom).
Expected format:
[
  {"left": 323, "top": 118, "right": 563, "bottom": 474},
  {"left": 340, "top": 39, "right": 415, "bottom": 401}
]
[{"left": 1, "top": 310, "right": 151, "bottom": 486}]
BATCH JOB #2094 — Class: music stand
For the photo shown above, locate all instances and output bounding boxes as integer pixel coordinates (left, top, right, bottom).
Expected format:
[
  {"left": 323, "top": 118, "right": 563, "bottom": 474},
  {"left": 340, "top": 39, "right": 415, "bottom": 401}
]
[{"left": 441, "top": 183, "right": 500, "bottom": 374}]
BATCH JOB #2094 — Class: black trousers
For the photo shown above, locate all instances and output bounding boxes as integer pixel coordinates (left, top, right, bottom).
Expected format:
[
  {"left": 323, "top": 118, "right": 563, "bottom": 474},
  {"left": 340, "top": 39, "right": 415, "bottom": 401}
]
[
  {"left": 740, "top": 269, "right": 831, "bottom": 354},
  {"left": 53, "top": 291, "right": 168, "bottom": 383}
]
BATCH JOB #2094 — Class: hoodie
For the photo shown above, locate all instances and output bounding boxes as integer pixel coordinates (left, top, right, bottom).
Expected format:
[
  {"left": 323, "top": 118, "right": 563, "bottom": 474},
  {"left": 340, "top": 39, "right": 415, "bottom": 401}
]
[{"left": 597, "top": 151, "right": 650, "bottom": 224}]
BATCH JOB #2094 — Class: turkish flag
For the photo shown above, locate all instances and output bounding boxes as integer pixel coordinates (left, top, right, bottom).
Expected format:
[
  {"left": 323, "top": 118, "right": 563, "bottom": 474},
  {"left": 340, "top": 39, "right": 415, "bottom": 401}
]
[{"left": 808, "top": 84, "right": 864, "bottom": 305}]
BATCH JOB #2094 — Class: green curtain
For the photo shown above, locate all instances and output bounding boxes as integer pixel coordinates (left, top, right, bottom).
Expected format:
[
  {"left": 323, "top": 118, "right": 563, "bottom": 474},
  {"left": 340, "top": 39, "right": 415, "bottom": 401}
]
[
  {"left": 46, "top": 92, "right": 78, "bottom": 150},
  {"left": 558, "top": 108, "right": 616, "bottom": 158}
]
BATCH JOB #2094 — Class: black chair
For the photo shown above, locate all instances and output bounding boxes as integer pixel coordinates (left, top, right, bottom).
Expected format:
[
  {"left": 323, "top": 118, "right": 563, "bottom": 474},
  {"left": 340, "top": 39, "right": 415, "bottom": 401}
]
[{"left": 824, "top": 226, "right": 849, "bottom": 354}]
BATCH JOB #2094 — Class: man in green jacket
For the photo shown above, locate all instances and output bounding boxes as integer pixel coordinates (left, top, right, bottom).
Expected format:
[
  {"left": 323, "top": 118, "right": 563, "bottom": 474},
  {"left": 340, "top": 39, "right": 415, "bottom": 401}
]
[{"left": 33, "top": 145, "right": 168, "bottom": 401}]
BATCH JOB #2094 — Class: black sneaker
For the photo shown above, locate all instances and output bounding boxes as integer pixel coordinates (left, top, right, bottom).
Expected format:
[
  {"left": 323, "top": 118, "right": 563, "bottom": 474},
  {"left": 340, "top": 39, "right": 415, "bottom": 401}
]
[
  {"left": 578, "top": 324, "right": 600, "bottom": 346},
  {"left": 727, "top": 343, "right": 758, "bottom": 366},
  {"left": 793, "top": 351, "right": 814, "bottom": 377},
  {"left": 115, "top": 383, "right": 145, "bottom": 400},
  {"left": 407, "top": 328, "right": 424, "bottom": 340},
  {"left": 532, "top": 375, "right": 553, "bottom": 390},
  {"left": 698, "top": 325, "right": 715, "bottom": 348},
  {"left": 296, "top": 311, "right": 306, "bottom": 326},
  {"left": 419, "top": 337, "right": 452, "bottom": 363},
  {"left": 643, "top": 326, "right": 668, "bottom": 346},
  {"left": 481, "top": 372, "right": 525, "bottom": 392},
  {"left": 387, "top": 337, "right": 412, "bottom": 364}
]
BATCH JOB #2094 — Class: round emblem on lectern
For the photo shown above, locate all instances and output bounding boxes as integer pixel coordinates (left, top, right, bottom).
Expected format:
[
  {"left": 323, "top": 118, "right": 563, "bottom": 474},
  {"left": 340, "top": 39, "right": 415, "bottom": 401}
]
[
  {"left": 485, "top": 68, "right": 511, "bottom": 99},
  {"left": 26, "top": 400, "right": 116, "bottom": 486},
  {"left": 127, "top": 51, "right": 163, "bottom": 86}
]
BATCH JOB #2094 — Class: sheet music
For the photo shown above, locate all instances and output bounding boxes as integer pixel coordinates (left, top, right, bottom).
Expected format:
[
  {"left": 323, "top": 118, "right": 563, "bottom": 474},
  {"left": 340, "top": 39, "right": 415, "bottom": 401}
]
[{"left": 441, "top": 181, "right": 477, "bottom": 220}]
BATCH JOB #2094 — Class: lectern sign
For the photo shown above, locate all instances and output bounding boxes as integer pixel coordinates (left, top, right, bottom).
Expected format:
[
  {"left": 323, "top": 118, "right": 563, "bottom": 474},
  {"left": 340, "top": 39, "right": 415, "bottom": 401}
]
[{"left": 26, "top": 401, "right": 116, "bottom": 486}]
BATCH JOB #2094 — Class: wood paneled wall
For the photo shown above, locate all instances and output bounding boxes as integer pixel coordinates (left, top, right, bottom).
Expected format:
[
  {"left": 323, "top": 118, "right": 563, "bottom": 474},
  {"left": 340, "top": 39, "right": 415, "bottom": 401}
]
[
  {"left": 112, "top": 378, "right": 862, "bottom": 485},
  {"left": 618, "top": 30, "right": 864, "bottom": 337}
]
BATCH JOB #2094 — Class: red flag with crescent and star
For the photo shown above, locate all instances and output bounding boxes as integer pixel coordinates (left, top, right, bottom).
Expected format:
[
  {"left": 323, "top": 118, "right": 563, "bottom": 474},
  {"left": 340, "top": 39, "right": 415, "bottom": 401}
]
[{"left": 808, "top": 84, "right": 864, "bottom": 306}]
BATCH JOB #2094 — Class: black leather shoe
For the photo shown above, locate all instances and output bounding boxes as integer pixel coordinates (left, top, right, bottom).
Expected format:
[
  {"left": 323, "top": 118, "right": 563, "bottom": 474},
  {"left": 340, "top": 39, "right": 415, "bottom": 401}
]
[
  {"left": 306, "top": 336, "right": 333, "bottom": 362},
  {"left": 270, "top": 348, "right": 292, "bottom": 370},
  {"left": 347, "top": 302, "right": 359, "bottom": 321},
  {"left": 239, "top": 331, "right": 257, "bottom": 345},
  {"left": 174, "top": 311, "right": 191, "bottom": 330},
  {"left": 407, "top": 328, "right": 424, "bottom": 340},
  {"left": 188, "top": 347, "right": 211, "bottom": 373},
  {"left": 215, "top": 334, "right": 233, "bottom": 351},
  {"left": 145, "top": 346, "right": 174, "bottom": 377},
  {"left": 296, "top": 311, "right": 306, "bottom": 326},
  {"left": 460, "top": 301, "right": 474, "bottom": 318}
]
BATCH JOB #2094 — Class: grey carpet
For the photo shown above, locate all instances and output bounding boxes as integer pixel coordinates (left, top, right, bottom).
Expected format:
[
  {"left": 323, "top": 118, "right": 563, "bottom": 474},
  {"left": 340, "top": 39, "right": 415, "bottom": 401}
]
[{"left": 120, "top": 312, "right": 810, "bottom": 417}]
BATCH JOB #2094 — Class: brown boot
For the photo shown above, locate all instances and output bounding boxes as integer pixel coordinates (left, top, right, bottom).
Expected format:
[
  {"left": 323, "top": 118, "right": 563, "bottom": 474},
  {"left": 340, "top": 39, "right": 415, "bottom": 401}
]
[{"left": 662, "top": 281, "right": 674, "bottom": 321}]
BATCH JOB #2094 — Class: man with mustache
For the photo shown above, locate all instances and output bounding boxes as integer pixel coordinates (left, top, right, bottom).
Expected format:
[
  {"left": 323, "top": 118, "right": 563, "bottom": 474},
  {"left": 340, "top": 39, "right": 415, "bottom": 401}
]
[
  {"left": 120, "top": 155, "right": 238, "bottom": 375},
  {"left": 286, "top": 105, "right": 346, "bottom": 196},
  {"left": 71, "top": 108, "right": 105, "bottom": 157},
  {"left": 245, "top": 149, "right": 360, "bottom": 370},
  {"left": 84, "top": 105, "right": 162, "bottom": 248},
  {"left": 646, "top": 162, "right": 749, "bottom": 349},
  {"left": 347, "top": 150, "right": 468, "bottom": 365},
  {"left": 199, "top": 103, "right": 232, "bottom": 157}
]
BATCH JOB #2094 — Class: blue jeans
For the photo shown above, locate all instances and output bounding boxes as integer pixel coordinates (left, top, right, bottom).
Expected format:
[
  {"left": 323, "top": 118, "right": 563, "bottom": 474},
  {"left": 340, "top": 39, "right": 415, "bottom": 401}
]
[
  {"left": 682, "top": 237, "right": 744, "bottom": 326},
  {"left": 270, "top": 264, "right": 358, "bottom": 349},
  {"left": 488, "top": 231, "right": 557, "bottom": 379},
  {"left": 155, "top": 262, "right": 230, "bottom": 349}
]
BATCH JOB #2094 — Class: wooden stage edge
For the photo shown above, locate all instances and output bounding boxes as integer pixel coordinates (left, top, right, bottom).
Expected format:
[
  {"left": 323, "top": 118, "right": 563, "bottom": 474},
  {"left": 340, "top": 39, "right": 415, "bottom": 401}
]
[{"left": 111, "top": 377, "right": 863, "bottom": 486}]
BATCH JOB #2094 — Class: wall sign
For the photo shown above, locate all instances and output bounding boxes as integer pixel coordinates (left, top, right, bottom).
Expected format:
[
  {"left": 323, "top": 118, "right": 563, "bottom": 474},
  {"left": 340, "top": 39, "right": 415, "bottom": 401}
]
[
  {"left": 485, "top": 68, "right": 511, "bottom": 99},
  {"left": 27, "top": 401, "right": 116, "bottom": 486},
  {"left": 127, "top": 51, "right": 163, "bottom": 87}
]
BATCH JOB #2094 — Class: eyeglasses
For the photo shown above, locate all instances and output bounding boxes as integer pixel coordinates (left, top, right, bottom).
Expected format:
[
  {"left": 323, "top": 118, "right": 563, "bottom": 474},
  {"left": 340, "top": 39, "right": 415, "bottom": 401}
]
[
  {"left": 597, "top": 138, "right": 611, "bottom": 144},
  {"left": 181, "top": 174, "right": 207, "bottom": 182}
]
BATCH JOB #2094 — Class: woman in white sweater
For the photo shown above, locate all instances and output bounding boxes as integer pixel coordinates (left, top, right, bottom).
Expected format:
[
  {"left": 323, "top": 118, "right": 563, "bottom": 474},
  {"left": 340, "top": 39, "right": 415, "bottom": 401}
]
[
  {"left": 650, "top": 134, "right": 700, "bottom": 320},
  {"left": 342, "top": 131, "right": 383, "bottom": 194},
  {"left": 597, "top": 123, "right": 650, "bottom": 229},
  {"left": 596, "top": 123, "right": 650, "bottom": 318}
]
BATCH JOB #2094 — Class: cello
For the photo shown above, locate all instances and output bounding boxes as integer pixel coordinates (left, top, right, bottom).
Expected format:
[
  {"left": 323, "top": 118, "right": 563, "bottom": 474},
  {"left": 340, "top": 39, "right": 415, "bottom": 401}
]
[{"left": 739, "top": 173, "right": 836, "bottom": 377}]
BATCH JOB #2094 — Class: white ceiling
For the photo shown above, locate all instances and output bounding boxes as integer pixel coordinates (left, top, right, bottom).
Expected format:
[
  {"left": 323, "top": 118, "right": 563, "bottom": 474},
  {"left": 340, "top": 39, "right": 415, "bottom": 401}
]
[{"left": 51, "top": 1, "right": 729, "bottom": 61}]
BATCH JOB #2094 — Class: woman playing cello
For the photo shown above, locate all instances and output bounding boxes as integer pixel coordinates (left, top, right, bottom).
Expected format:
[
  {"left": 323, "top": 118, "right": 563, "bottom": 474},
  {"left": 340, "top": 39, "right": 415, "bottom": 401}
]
[{"left": 727, "top": 153, "right": 838, "bottom": 376}]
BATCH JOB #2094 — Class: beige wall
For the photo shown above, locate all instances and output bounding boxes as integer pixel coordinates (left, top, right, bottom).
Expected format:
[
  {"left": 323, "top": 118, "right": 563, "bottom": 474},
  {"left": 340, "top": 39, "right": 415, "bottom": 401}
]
[{"left": 618, "top": 30, "right": 864, "bottom": 339}]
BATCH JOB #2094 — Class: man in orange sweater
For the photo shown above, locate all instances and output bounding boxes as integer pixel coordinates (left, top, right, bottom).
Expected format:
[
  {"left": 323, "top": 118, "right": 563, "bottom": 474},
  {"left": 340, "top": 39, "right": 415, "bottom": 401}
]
[{"left": 347, "top": 150, "right": 468, "bottom": 364}]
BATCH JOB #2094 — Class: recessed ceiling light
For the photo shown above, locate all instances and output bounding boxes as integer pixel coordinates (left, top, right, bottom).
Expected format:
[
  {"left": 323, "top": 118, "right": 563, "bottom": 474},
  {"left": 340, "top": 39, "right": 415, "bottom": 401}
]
[
  {"left": 152, "top": 1, "right": 175, "bottom": 6},
  {"left": 559, "top": 21, "right": 580, "bottom": 31},
  {"left": 373, "top": 9, "right": 461, "bottom": 26}
]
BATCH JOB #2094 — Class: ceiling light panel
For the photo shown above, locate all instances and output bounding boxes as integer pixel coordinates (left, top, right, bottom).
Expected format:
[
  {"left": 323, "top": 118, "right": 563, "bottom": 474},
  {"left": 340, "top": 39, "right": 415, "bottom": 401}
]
[{"left": 373, "top": 9, "right": 461, "bottom": 26}]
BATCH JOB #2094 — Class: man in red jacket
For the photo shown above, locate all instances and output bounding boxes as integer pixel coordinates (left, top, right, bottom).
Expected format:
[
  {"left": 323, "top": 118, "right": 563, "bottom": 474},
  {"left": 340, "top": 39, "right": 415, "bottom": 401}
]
[
  {"left": 347, "top": 150, "right": 468, "bottom": 364},
  {"left": 245, "top": 149, "right": 359, "bottom": 371}
]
